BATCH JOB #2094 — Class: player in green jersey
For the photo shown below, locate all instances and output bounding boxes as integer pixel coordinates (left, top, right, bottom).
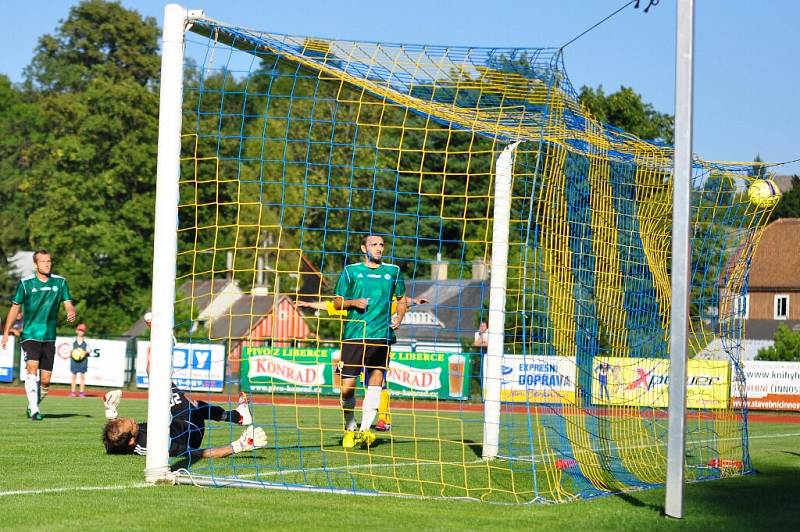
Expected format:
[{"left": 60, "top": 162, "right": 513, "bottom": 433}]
[
  {"left": 333, "top": 235, "right": 407, "bottom": 448},
  {"left": 2, "top": 250, "right": 75, "bottom": 420},
  {"left": 296, "top": 295, "right": 428, "bottom": 432}
]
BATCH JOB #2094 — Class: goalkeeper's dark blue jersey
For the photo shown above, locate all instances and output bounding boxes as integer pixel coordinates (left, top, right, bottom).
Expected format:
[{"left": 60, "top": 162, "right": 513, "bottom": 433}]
[
  {"left": 132, "top": 385, "right": 205, "bottom": 457},
  {"left": 133, "top": 419, "right": 205, "bottom": 458}
]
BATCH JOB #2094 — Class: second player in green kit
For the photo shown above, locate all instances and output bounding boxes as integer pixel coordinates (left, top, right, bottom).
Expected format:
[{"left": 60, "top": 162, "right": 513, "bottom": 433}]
[{"left": 334, "top": 235, "right": 407, "bottom": 448}]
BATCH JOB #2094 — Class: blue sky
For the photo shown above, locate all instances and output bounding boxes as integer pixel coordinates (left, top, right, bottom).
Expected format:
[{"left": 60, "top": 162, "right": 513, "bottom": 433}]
[{"left": 3, "top": 0, "right": 798, "bottom": 174}]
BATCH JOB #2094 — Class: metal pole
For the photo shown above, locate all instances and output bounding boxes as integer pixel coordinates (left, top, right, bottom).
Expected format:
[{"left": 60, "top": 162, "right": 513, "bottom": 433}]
[
  {"left": 144, "top": 3, "right": 190, "bottom": 484},
  {"left": 482, "top": 141, "right": 519, "bottom": 459},
  {"left": 665, "top": 0, "right": 695, "bottom": 519}
]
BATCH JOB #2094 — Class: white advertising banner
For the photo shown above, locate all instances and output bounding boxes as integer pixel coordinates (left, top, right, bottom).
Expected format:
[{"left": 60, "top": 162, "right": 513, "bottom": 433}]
[
  {"left": 732, "top": 360, "right": 800, "bottom": 411},
  {"left": 0, "top": 336, "right": 15, "bottom": 382},
  {"left": 499, "top": 355, "right": 577, "bottom": 403},
  {"left": 18, "top": 336, "right": 127, "bottom": 387},
  {"left": 135, "top": 340, "right": 226, "bottom": 392}
]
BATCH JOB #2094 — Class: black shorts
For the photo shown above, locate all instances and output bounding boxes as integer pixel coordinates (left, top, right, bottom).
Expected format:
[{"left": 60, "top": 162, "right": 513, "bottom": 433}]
[
  {"left": 340, "top": 340, "right": 389, "bottom": 379},
  {"left": 22, "top": 340, "right": 56, "bottom": 372}
]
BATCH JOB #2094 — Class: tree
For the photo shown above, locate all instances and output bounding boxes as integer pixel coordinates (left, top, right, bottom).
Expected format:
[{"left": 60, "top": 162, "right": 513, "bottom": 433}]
[
  {"left": 24, "top": 0, "right": 160, "bottom": 93},
  {"left": 750, "top": 154, "right": 767, "bottom": 180},
  {"left": 5, "top": 1, "right": 162, "bottom": 333},
  {"left": 577, "top": 85, "right": 674, "bottom": 144},
  {"left": 770, "top": 175, "right": 800, "bottom": 220},
  {"left": 756, "top": 324, "right": 800, "bottom": 362},
  {"left": 0, "top": 75, "right": 45, "bottom": 318}
]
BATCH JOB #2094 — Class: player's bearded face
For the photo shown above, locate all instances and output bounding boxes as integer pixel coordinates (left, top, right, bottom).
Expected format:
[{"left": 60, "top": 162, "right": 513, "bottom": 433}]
[{"left": 362, "top": 237, "right": 384, "bottom": 263}]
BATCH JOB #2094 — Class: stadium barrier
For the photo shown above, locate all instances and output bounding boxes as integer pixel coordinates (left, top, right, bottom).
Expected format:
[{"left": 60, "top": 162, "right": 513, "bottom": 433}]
[
  {"left": 0, "top": 337, "right": 16, "bottom": 383},
  {"left": 16, "top": 335, "right": 128, "bottom": 387},
  {"left": 135, "top": 340, "right": 226, "bottom": 392},
  {"left": 240, "top": 345, "right": 471, "bottom": 400},
  {"left": 732, "top": 360, "right": 800, "bottom": 412}
]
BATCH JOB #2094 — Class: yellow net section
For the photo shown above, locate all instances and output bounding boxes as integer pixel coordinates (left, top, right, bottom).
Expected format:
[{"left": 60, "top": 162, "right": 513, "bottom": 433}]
[{"left": 165, "top": 20, "right": 778, "bottom": 502}]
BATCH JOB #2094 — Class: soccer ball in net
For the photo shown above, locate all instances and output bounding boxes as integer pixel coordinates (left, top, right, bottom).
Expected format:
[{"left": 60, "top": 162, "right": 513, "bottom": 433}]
[
  {"left": 747, "top": 179, "right": 781, "bottom": 208},
  {"left": 71, "top": 348, "right": 88, "bottom": 362}
]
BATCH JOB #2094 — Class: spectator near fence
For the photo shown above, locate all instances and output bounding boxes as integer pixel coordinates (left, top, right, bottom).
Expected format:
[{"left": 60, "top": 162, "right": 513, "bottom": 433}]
[{"left": 70, "top": 323, "right": 90, "bottom": 397}]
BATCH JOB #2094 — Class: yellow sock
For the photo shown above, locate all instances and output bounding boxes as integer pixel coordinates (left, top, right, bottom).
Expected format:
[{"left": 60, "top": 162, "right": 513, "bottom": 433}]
[{"left": 377, "top": 388, "right": 391, "bottom": 424}]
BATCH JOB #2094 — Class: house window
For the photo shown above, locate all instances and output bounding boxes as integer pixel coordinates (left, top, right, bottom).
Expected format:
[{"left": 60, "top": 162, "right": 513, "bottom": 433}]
[
  {"left": 734, "top": 294, "right": 749, "bottom": 319},
  {"left": 774, "top": 295, "right": 789, "bottom": 320}
]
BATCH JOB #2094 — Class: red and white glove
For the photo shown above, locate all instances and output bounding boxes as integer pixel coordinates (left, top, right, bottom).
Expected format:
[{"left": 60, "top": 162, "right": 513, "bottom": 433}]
[
  {"left": 231, "top": 426, "right": 267, "bottom": 454},
  {"left": 236, "top": 392, "right": 253, "bottom": 426}
]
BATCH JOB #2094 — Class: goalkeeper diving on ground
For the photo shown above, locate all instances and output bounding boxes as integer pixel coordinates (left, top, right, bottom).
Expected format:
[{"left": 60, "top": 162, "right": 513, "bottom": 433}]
[
  {"left": 101, "top": 387, "right": 266, "bottom": 459},
  {"left": 102, "top": 311, "right": 265, "bottom": 460}
]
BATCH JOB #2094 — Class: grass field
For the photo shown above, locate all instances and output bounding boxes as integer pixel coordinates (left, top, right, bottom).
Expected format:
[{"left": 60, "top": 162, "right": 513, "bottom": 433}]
[{"left": 1, "top": 391, "right": 798, "bottom": 531}]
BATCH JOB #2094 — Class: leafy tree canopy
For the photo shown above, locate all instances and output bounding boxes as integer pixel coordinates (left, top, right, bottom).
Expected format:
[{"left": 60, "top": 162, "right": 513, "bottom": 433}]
[
  {"left": 578, "top": 85, "right": 674, "bottom": 144},
  {"left": 25, "top": 0, "right": 160, "bottom": 92},
  {"left": 770, "top": 175, "right": 800, "bottom": 220}
]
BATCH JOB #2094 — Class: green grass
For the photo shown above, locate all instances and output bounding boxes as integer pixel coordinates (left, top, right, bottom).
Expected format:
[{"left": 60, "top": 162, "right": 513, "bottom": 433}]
[{"left": 0, "top": 392, "right": 798, "bottom": 531}]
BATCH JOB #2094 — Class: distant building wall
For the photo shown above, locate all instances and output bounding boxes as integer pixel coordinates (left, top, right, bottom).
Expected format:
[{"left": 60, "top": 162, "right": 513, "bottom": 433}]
[{"left": 748, "top": 290, "right": 800, "bottom": 320}]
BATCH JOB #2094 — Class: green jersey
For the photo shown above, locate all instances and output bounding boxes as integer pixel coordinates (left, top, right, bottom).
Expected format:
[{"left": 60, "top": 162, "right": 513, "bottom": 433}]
[
  {"left": 334, "top": 262, "right": 405, "bottom": 342},
  {"left": 11, "top": 274, "right": 72, "bottom": 342}
]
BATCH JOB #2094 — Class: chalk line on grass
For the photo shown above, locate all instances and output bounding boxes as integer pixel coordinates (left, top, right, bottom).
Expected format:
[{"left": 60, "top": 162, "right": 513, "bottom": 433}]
[{"left": 0, "top": 483, "right": 152, "bottom": 497}]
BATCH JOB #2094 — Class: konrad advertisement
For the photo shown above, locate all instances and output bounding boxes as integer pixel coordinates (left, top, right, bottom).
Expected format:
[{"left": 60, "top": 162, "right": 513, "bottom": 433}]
[{"left": 241, "top": 346, "right": 470, "bottom": 400}]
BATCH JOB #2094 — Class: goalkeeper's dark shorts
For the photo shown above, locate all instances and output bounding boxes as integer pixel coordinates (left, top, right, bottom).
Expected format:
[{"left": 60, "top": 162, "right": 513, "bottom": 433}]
[
  {"left": 21, "top": 340, "right": 56, "bottom": 372},
  {"left": 340, "top": 340, "right": 389, "bottom": 379}
]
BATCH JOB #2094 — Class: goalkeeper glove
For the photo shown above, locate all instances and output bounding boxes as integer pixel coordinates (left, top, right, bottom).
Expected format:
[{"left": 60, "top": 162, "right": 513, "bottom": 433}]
[
  {"left": 231, "top": 425, "right": 267, "bottom": 454},
  {"left": 235, "top": 391, "right": 253, "bottom": 426},
  {"left": 104, "top": 390, "right": 122, "bottom": 420}
]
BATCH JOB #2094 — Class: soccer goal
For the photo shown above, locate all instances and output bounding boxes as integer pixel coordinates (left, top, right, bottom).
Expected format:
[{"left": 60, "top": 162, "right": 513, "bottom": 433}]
[{"left": 144, "top": 5, "right": 777, "bottom": 503}]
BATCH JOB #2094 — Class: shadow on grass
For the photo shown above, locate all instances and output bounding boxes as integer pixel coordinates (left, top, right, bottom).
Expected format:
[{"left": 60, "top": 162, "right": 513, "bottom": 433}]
[
  {"left": 612, "top": 492, "right": 661, "bottom": 512},
  {"left": 462, "top": 439, "right": 482, "bottom": 459},
  {"left": 44, "top": 413, "right": 92, "bottom": 419},
  {"left": 683, "top": 465, "right": 800, "bottom": 527},
  {"left": 171, "top": 457, "right": 191, "bottom": 471}
]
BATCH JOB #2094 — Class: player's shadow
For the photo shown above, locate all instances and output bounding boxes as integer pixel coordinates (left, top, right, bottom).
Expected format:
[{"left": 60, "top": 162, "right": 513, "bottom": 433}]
[
  {"left": 781, "top": 451, "right": 800, "bottom": 458},
  {"left": 613, "top": 492, "right": 661, "bottom": 512},
  {"left": 44, "top": 413, "right": 91, "bottom": 419},
  {"left": 461, "top": 439, "right": 482, "bottom": 459}
]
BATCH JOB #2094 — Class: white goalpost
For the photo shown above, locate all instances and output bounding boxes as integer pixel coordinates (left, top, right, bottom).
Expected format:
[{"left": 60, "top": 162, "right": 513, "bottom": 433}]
[
  {"left": 144, "top": 3, "right": 195, "bottom": 484},
  {"left": 482, "top": 141, "right": 519, "bottom": 460}
]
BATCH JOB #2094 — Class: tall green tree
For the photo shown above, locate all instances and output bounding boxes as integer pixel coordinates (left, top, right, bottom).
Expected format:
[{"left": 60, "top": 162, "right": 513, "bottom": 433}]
[
  {"left": 578, "top": 85, "right": 674, "bottom": 144},
  {"left": 24, "top": 0, "right": 160, "bottom": 93},
  {"left": 0, "top": 75, "right": 34, "bottom": 315},
  {"left": 9, "top": 0, "right": 161, "bottom": 333}
]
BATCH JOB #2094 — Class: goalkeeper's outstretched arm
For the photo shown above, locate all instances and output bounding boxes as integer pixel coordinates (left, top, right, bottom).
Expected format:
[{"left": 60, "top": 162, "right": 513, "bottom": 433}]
[{"left": 185, "top": 425, "right": 269, "bottom": 459}]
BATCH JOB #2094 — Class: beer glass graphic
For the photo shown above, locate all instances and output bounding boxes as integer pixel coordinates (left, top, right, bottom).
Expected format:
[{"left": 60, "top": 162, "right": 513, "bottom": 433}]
[
  {"left": 331, "top": 349, "right": 342, "bottom": 392},
  {"left": 448, "top": 354, "right": 466, "bottom": 398}
]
